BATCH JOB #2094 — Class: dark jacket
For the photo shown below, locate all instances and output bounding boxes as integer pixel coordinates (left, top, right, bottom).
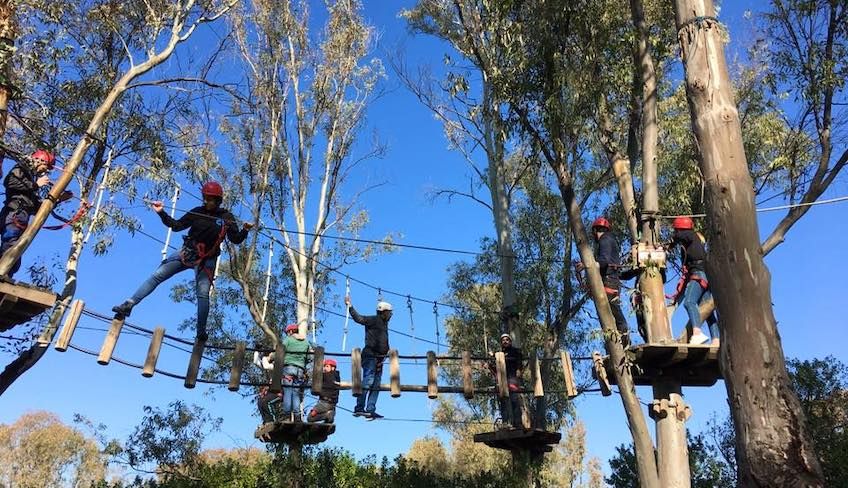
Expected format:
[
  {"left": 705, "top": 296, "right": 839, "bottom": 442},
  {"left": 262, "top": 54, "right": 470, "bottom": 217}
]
[
  {"left": 596, "top": 232, "right": 621, "bottom": 288},
  {"left": 349, "top": 306, "right": 389, "bottom": 357},
  {"left": 3, "top": 163, "right": 40, "bottom": 213},
  {"left": 320, "top": 370, "right": 341, "bottom": 404},
  {"left": 672, "top": 229, "right": 707, "bottom": 273},
  {"left": 159, "top": 206, "right": 248, "bottom": 258},
  {"left": 492, "top": 345, "right": 524, "bottom": 380}
]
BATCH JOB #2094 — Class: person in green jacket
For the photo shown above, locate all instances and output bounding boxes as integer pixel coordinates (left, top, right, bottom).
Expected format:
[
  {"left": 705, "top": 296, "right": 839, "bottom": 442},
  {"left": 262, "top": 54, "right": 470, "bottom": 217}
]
[{"left": 281, "top": 323, "right": 310, "bottom": 421}]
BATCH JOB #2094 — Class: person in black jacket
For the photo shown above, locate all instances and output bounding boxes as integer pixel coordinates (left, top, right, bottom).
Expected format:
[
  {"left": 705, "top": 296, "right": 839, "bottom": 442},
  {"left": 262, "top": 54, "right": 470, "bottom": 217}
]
[
  {"left": 669, "top": 217, "right": 718, "bottom": 345},
  {"left": 111, "top": 181, "right": 252, "bottom": 341},
  {"left": 345, "top": 295, "right": 391, "bottom": 419},
  {"left": 308, "top": 358, "right": 341, "bottom": 423},
  {"left": 591, "top": 217, "right": 630, "bottom": 347},
  {"left": 488, "top": 333, "right": 525, "bottom": 428},
  {"left": 0, "top": 150, "right": 70, "bottom": 277}
]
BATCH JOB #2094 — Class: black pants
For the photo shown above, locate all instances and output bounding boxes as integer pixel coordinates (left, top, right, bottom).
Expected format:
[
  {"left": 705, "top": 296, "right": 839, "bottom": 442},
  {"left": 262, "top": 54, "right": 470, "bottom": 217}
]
[
  {"left": 307, "top": 400, "right": 336, "bottom": 423},
  {"left": 607, "top": 290, "right": 630, "bottom": 347},
  {"left": 258, "top": 391, "right": 281, "bottom": 423},
  {"left": 499, "top": 378, "right": 523, "bottom": 428}
]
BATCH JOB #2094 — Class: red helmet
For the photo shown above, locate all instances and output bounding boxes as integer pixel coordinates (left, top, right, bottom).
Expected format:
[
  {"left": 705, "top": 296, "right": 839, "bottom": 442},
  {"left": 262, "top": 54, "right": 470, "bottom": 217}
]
[
  {"left": 32, "top": 149, "right": 56, "bottom": 168},
  {"left": 201, "top": 181, "right": 224, "bottom": 198},
  {"left": 323, "top": 359, "right": 337, "bottom": 367},
  {"left": 285, "top": 324, "right": 299, "bottom": 334},
  {"left": 672, "top": 217, "right": 694, "bottom": 230},
  {"left": 591, "top": 217, "right": 611, "bottom": 230}
]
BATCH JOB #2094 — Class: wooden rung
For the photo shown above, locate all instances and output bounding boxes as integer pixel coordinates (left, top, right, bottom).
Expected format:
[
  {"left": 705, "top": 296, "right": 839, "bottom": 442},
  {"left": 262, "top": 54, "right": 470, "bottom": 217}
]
[
  {"left": 389, "top": 349, "right": 401, "bottom": 398},
  {"left": 229, "top": 342, "right": 246, "bottom": 391},
  {"left": 184, "top": 339, "right": 206, "bottom": 389},
  {"left": 311, "top": 346, "right": 325, "bottom": 395},
  {"left": 270, "top": 344, "right": 286, "bottom": 394},
  {"left": 530, "top": 356, "right": 544, "bottom": 398},
  {"left": 561, "top": 351, "right": 578, "bottom": 398},
  {"left": 495, "top": 351, "right": 509, "bottom": 398},
  {"left": 54, "top": 299, "right": 84, "bottom": 351},
  {"left": 97, "top": 317, "right": 124, "bottom": 365},
  {"left": 351, "top": 348, "right": 362, "bottom": 397},
  {"left": 427, "top": 351, "right": 438, "bottom": 399},
  {"left": 142, "top": 327, "right": 165, "bottom": 377},
  {"left": 462, "top": 351, "right": 474, "bottom": 399},
  {"left": 593, "top": 351, "right": 611, "bottom": 397}
]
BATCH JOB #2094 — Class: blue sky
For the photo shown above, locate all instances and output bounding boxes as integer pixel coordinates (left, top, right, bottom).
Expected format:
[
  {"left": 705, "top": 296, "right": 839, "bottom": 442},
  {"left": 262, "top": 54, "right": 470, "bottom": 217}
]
[{"left": 1, "top": 0, "right": 846, "bottom": 481}]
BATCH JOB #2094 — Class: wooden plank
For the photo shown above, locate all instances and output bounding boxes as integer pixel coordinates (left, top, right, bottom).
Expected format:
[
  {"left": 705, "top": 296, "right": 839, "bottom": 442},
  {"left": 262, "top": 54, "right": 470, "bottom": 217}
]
[
  {"left": 462, "top": 351, "right": 474, "bottom": 399},
  {"left": 561, "top": 351, "right": 578, "bottom": 398},
  {"left": 97, "top": 317, "right": 124, "bottom": 365},
  {"left": 0, "top": 293, "right": 18, "bottom": 315},
  {"left": 530, "top": 356, "right": 544, "bottom": 398},
  {"left": 0, "top": 281, "right": 56, "bottom": 307},
  {"left": 184, "top": 339, "right": 206, "bottom": 389},
  {"left": 228, "top": 342, "right": 246, "bottom": 392},
  {"left": 311, "top": 346, "right": 325, "bottom": 396},
  {"left": 658, "top": 345, "right": 689, "bottom": 367},
  {"left": 54, "top": 299, "right": 84, "bottom": 351},
  {"left": 592, "top": 351, "right": 611, "bottom": 397},
  {"left": 351, "top": 347, "right": 362, "bottom": 397},
  {"left": 142, "top": 327, "right": 165, "bottom": 377},
  {"left": 427, "top": 351, "right": 438, "bottom": 399},
  {"left": 495, "top": 351, "right": 509, "bottom": 398},
  {"left": 270, "top": 344, "right": 286, "bottom": 394},
  {"left": 389, "top": 349, "right": 401, "bottom": 398}
]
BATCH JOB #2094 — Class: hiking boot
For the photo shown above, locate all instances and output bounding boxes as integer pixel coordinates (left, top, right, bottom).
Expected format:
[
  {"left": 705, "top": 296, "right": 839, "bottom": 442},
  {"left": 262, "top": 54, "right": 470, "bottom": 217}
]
[{"left": 112, "top": 300, "right": 134, "bottom": 318}]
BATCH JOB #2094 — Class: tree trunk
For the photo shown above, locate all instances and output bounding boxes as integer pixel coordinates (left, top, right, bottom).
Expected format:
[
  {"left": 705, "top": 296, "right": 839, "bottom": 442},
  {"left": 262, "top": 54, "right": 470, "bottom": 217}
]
[
  {"left": 550, "top": 160, "right": 659, "bottom": 488},
  {"left": 672, "top": 2, "right": 824, "bottom": 486},
  {"left": 0, "top": 0, "right": 15, "bottom": 166}
]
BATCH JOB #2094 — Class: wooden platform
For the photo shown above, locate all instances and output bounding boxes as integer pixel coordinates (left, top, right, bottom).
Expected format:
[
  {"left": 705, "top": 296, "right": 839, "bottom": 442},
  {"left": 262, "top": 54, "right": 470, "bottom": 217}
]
[
  {"left": 603, "top": 343, "right": 721, "bottom": 387},
  {"left": 473, "top": 428, "right": 562, "bottom": 453},
  {"left": 254, "top": 421, "right": 336, "bottom": 445},
  {"left": 0, "top": 279, "right": 57, "bottom": 332}
]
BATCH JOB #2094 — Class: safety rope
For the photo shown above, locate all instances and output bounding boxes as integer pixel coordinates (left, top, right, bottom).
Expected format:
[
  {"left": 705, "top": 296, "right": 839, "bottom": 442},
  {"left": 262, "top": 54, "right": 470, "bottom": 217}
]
[
  {"left": 341, "top": 276, "right": 350, "bottom": 351},
  {"left": 407, "top": 295, "right": 416, "bottom": 361},
  {"left": 433, "top": 301, "right": 440, "bottom": 355}
]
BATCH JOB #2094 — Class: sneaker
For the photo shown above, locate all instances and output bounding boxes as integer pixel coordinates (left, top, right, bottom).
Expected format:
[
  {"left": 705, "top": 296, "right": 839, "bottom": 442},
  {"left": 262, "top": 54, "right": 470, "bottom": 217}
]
[
  {"left": 711, "top": 338, "right": 720, "bottom": 347},
  {"left": 111, "top": 300, "right": 134, "bottom": 318},
  {"left": 689, "top": 332, "right": 710, "bottom": 345},
  {"left": 366, "top": 412, "right": 383, "bottom": 420},
  {"left": 353, "top": 411, "right": 367, "bottom": 417}
]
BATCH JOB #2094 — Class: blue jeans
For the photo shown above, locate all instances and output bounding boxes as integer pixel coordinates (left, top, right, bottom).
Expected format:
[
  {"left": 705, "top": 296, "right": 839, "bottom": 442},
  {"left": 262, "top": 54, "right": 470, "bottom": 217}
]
[
  {"left": 0, "top": 207, "right": 29, "bottom": 277},
  {"left": 281, "top": 365, "right": 304, "bottom": 418},
  {"left": 128, "top": 251, "right": 214, "bottom": 334},
  {"left": 682, "top": 271, "right": 719, "bottom": 339},
  {"left": 355, "top": 355, "right": 383, "bottom": 413}
]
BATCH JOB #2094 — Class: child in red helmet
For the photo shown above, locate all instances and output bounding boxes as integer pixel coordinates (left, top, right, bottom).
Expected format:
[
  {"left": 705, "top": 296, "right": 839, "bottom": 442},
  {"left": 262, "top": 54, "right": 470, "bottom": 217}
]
[
  {"left": 1, "top": 150, "right": 70, "bottom": 277},
  {"left": 307, "top": 358, "right": 341, "bottom": 423},
  {"left": 111, "top": 181, "right": 252, "bottom": 342},
  {"left": 280, "top": 323, "right": 310, "bottom": 421},
  {"left": 589, "top": 217, "right": 631, "bottom": 347},
  {"left": 669, "top": 217, "right": 719, "bottom": 345}
]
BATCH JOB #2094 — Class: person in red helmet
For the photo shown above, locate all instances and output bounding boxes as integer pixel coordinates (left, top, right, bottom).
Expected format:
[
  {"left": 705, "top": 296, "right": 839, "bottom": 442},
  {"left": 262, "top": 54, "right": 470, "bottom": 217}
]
[
  {"left": 588, "top": 217, "right": 630, "bottom": 347},
  {"left": 307, "top": 358, "right": 341, "bottom": 423},
  {"left": 1, "top": 150, "right": 71, "bottom": 277},
  {"left": 668, "top": 216, "right": 719, "bottom": 345},
  {"left": 280, "top": 323, "right": 310, "bottom": 421},
  {"left": 111, "top": 181, "right": 252, "bottom": 341}
]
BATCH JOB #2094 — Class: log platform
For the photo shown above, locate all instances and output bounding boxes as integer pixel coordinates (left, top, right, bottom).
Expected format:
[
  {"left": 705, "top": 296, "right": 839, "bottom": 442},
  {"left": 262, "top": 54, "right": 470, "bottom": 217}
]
[
  {"left": 603, "top": 343, "right": 721, "bottom": 387},
  {"left": 0, "top": 278, "right": 57, "bottom": 332},
  {"left": 254, "top": 421, "right": 336, "bottom": 445},
  {"left": 473, "top": 428, "right": 562, "bottom": 453}
]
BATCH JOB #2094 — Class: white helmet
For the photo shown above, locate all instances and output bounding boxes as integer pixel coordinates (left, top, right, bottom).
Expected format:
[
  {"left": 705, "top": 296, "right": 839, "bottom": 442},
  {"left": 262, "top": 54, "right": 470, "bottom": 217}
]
[{"left": 377, "top": 301, "right": 393, "bottom": 312}]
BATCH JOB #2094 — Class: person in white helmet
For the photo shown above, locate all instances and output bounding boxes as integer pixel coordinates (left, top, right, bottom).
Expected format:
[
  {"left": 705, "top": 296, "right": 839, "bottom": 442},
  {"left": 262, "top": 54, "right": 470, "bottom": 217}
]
[
  {"left": 345, "top": 295, "right": 392, "bottom": 419},
  {"left": 488, "top": 333, "right": 525, "bottom": 428}
]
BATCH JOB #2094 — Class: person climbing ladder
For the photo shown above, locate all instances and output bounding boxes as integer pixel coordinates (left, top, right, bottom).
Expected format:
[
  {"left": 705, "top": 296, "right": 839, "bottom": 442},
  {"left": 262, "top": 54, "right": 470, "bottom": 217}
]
[
  {"left": 668, "top": 216, "right": 719, "bottom": 345},
  {"left": 111, "top": 181, "right": 252, "bottom": 341}
]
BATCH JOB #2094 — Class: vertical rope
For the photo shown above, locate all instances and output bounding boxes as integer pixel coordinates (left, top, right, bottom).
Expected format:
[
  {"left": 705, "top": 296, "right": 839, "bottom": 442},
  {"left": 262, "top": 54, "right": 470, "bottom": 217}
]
[
  {"left": 433, "top": 301, "right": 440, "bottom": 354},
  {"left": 161, "top": 185, "right": 180, "bottom": 259},
  {"left": 83, "top": 150, "right": 112, "bottom": 245},
  {"left": 260, "top": 240, "right": 274, "bottom": 326},
  {"left": 209, "top": 255, "right": 222, "bottom": 300},
  {"left": 309, "top": 285, "right": 317, "bottom": 343},
  {"left": 407, "top": 295, "right": 416, "bottom": 361},
  {"left": 342, "top": 276, "right": 350, "bottom": 351}
]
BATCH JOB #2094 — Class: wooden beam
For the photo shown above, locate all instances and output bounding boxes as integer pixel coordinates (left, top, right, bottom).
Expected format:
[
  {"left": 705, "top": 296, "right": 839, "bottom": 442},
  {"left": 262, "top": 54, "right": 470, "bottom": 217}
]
[
  {"left": 311, "top": 346, "right": 325, "bottom": 396},
  {"left": 0, "top": 292, "right": 18, "bottom": 315},
  {"left": 351, "top": 347, "right": 362, "bottom": 397},
  {"left": 561, "top": 351, "right": 578, "bottom": 398},
  {"left": 184, "top": 339, "right": 206, "bottom": 389},
  {"left": 0, "top": 281, "right": 56, "bottom": 307},
  {"left": 592, "top": 351, "right": 612, "bottom": 397},
  {"left": 427, "top": 351, "right": 438, "bottom": 399},
  {"left": 97, "top": 317, "right": 124, "bottom": 365},
  {"left": 141, "top": 327, "right": 165, "bottom": 378},
  {"left": 270, "top": 344, "right": 286, "bottom": 394},
  {"left": 495, "top": 351, "right": 509, "bottom": 398},
  {"left": 462, "top": 351, "right": 474, "bottom": 399},
  {"left": 530, "top": 356, "right": 544, "bottom": 398},
  {"left": 53, "top": 299, "right": 84, "bottom": 351},
  {"left": 228, "top": 342, "right": 245, "bottom": 392},
  {"left": 389, "top": 349, "right": 401, "bottom": 398}
]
